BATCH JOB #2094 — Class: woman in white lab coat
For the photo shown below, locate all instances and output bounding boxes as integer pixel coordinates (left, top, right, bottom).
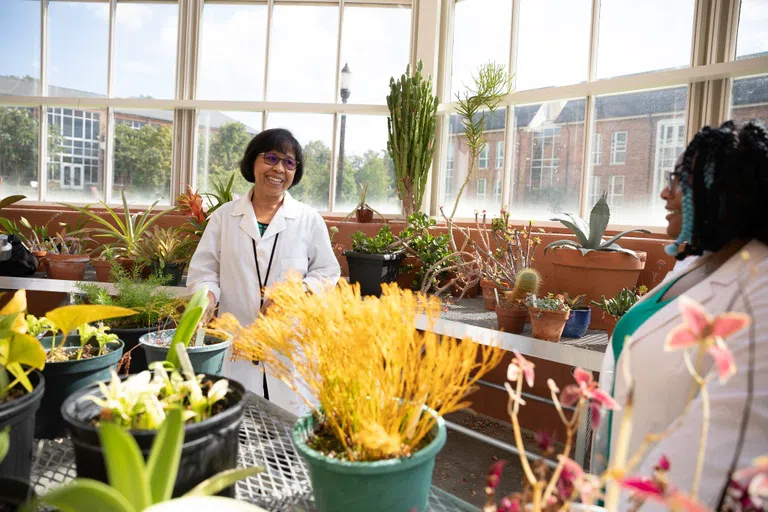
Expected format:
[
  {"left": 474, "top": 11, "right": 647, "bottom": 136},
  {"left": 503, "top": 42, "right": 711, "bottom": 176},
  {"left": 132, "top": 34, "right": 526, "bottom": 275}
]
[{"left": 187, "top": 128, "right": 341, "bottom": 414}]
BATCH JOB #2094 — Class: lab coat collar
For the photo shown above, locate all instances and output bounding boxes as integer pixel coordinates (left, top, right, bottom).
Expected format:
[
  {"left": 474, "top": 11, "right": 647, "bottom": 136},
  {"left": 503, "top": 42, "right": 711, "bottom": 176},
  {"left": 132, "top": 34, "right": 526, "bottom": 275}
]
[{"left": 231, "top": 187, "right": 300, "bottom": 242}]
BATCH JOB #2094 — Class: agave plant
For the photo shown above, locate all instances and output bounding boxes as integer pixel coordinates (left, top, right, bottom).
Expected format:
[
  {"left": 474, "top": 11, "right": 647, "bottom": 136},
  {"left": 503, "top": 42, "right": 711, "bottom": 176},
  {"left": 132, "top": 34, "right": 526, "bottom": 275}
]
[{"left": 544, "top": 193, "right": 650, "bottom": 258}]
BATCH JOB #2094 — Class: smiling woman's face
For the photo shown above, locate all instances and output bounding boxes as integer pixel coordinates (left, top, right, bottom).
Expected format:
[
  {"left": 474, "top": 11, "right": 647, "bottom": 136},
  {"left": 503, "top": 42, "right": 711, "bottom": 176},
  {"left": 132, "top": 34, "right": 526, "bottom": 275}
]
[
  {"left": 253, "top": 149, "right": 296, "bottom": 200},
  {"left": 660, "top": 154, "right": 685, "bottom": 239}
]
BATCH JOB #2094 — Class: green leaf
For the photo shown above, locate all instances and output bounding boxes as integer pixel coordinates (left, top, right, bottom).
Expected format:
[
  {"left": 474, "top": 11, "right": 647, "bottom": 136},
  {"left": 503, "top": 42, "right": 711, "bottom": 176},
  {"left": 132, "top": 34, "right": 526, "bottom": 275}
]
[
  {"left": 166, "top": 288, "right": 208, "bottom": 369},
  {"left": 45, "top": 305, "right": 137, "bottom": 338},
  {"left": 587, "top": 193, "right": 610, "bottom": 249},
  {"left": 0, "top": 426, "right": 9, "bottom": 463},
  {"left": 599, "top": 228, "right": 652, "bottom": 250},
  {"left": 99, "top": 422, "right": 152, "bottom": 510},
  {"left": 550, "top": 214, "right": 590, "bottom": 247},
  {"left": 183, "top": 467, "right": 263, "bottom": 497},
  {"left": 147, "top": 408, "right": 184, "bottom": 503},
  {"left": 31, "top": 478, "right": 136, "bottom": 512}
]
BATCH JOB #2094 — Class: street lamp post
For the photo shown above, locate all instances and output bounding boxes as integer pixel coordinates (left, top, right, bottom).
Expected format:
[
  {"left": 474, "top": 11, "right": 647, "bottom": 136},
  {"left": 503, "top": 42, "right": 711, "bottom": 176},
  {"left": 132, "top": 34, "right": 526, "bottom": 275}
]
[{"left": 336, "top": 63, "right": 351, "bottom": 204}]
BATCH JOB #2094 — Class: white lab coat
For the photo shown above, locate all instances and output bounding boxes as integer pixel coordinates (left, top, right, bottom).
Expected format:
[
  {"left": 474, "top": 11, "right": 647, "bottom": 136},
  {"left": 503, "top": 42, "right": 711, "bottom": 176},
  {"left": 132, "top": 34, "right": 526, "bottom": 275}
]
[{"left": 186, "top": 188, "right": 341, "bottom": 416}]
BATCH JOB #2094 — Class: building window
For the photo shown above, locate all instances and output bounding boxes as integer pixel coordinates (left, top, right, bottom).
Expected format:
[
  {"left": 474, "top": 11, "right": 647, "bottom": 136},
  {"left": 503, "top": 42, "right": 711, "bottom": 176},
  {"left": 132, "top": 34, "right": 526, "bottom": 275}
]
[
  {"left": 478, "top": 144, "right": 489, "bottom": 169},
  {"left": 477, "top": 178, "right": 488, "bottom": 201},
  {"left": 530, "top": 127, "right": 560, "bottom": 189},
  {"left": 610, "top": 131, "right": 627, "bottom": 164},
  {"left": 493, "top": 179, "right": 502, "bottom": 203},
  {"left": 654, "top": 119, "right": 686, "bottom": 196},
  {"left": 47, "top": 107, "right": 102, "bottom": 188},
  {"left": 445, "top": 142, "right": 454, "bottom": 197},
  {"left": 608, "top": 175, "right": 624, "bottom": 207},
  {"left": 117, "top": 119, "right": 147, "bottom": 130},
  {"left": 589, "top": 175, "right": 601, "bottom": 206},
  {"left": 591, "top": 133, "right": 602, "bottom": 165},
  {"left": 495, "top": 141, "right": 504, "bottom": 169}
]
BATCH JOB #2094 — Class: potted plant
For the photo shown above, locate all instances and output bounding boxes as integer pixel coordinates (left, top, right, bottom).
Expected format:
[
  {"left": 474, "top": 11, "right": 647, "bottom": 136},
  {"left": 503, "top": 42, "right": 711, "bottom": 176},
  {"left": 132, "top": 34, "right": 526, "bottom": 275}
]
[
  {"left": 0, "top": 291, "right": 46, "bottom": 482},
  {"left": 0, "top": 426, "right": 37, "bottom": 510},
  {"left": 176, "top": 175, "right": 235, "bottom": 255},
  {"left": 561, "top": 293, "right": 591, "bottom": 339},
  {"left": 91, "top": 245, "right": 120, "bottom": 282},
  {"left": 77, "top": 268, "right": 184, "bottom": 373},
  {"left": 43, "top": 229, "right": 92, "bottom": 280},
  {"left": 544, "top": 193, "right": 650, "bottom": 312},
  {"left": 134, "top": 226, "right": 195, "bottom": 286},
  {"left": 344, "top": 225, "right": 405, "bottom": 297},
  {"left": 29, "top": 305, "right": 136, "bottom": 439},
  {"left": 496, "top": 268, "right": 541, "bottom": 335},
  {"left": 32, "top": 407, "right": 262, "bottom": 512},
  {"left": 341, "top": 183, "right": 385, "bottom": 224},
  {"left": 0, "top": 213, "right": 63, "bottom": 273},
  {"left": 60, "top": 292, "right": 249, "bottom": 498},
  {"left": 396, "top": 212, "right": 452, "bottom": 292},
  {"left": 213, "top": 277, "right": 504, "bottom": 512},
  {"left": 526, "top": 293, "right": 571, "bottom": 343},
  {"left": 387, "top": 60, "right": 439, "bottom": 218},
  {"left": 590, "top": 286, "right": 647, "bottom": 336}
]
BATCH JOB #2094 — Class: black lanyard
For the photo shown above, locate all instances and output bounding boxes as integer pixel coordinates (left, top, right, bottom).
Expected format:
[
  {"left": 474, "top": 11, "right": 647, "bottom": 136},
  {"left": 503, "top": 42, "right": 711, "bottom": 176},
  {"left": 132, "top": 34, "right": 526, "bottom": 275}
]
[{"left": 253, "top": 233, "right": 279, "bottom": 307}]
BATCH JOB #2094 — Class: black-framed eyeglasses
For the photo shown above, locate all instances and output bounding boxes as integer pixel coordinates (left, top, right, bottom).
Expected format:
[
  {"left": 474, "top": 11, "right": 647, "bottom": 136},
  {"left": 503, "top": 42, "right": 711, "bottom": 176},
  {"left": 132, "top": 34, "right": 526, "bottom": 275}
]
[
  {"left": 260, "top": 152, "right": 298, "bottom": 171},
  {"left": 667, "top": 162, "right": 684, "bottom": 193}
]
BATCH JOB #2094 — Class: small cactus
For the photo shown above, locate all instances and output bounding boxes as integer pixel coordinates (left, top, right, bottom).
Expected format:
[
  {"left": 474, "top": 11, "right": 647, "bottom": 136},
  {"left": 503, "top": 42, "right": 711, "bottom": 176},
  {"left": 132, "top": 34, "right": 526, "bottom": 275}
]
[{"left": 501, "top": 268, "right": 541, "bottom": 306}]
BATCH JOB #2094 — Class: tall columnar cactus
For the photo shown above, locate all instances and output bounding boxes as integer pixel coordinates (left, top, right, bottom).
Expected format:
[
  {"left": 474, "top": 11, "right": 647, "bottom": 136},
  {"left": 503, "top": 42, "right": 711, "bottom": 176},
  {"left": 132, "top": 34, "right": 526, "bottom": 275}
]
[
  {"left": 387, "top": 61, "right": 439, "bottom": 218},
  {"left": 506, "top": 267, "right": 541, "bottom": 304}
]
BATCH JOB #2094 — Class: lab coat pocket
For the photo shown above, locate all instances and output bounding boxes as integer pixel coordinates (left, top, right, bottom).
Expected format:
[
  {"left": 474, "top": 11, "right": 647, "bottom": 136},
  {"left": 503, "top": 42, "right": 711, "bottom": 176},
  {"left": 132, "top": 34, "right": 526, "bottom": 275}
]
[{"left": 280, "top": 257, "right": 309, "bottom": 278}]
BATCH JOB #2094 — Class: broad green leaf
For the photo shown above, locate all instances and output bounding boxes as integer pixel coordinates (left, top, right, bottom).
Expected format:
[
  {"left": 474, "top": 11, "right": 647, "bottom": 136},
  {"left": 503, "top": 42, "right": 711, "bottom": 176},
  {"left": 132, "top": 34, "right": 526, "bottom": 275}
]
[
  {"left": 550, "top": 215, "right": 590, "bottom": 247},
  {"left": 46, "top": 305, "right": 137, "bottom": 338},
  {"left": 587, "top": 194, "right": 610, "bottom": 249},
  {"left": 99, "top": 422, "right": 152, "bottom": 510},
  {"left": 183, "top": 467, "right": 263, "bottom": 497},
  {"left": 0, "top": 312, "right": 21, "bottom": 338},
  {"left": 0, "top": 426, "right": 9, "bottom": 463},
  {"left": 30, "top": 478, "right": 136, "bottom": 512},
  {"left": 600, "top": 228, "right": 652, "bottom": 250},
  {"left": 166, "top": 288, "right": 208, "bottom": 369},
  {"left": 147, "top": 408, "right": 184, "bottom": 503},
  {"left": 8, "top": 332, "right": 46, "bottom": 370}
]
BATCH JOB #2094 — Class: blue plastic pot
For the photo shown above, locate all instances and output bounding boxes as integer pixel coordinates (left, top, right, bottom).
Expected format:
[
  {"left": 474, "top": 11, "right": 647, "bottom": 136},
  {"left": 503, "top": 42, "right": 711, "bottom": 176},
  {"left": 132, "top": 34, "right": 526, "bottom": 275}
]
[
  {"left": 293, "top": 411, "right": 446, "bottom": 512},
  {"left": 37, "top": 336, "right": 124, "bottom": 439},
  {"left": 139, "top": 329, "right": 232, "bottom": 376},
  {"left": 562, "top": 308, "right": 591, "bottom": 338}
]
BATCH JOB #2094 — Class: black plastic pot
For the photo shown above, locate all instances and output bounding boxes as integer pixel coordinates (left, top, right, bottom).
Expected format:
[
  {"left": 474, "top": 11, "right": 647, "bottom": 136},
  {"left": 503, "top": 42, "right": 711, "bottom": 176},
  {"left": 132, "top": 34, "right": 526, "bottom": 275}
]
[
  {"left": 61, "top": 375, "right": 246, "bottom": 498},
  {"left": 0, "top": 371, "right": 44, "bottom": 481},
  {"left": 151, "top": 262, "right": 184, "bottom": 286},
  {"left": 110, "top": 325, "right": 165, "bottom": 374},
  {"left": 36, "top": 336, "right": 124, "bottom": 439},
  {"left": 0, "top": 477, "right": 37, "bottom": 511},
  {"left": 344, "top": 251, "right": 405, "bottom": 297}
]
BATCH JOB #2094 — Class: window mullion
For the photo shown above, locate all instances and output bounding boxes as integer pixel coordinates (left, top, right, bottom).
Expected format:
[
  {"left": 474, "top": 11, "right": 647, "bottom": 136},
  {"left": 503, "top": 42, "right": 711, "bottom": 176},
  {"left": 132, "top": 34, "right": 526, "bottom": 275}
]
[{"left": 38, "top": 0, "right": 49, "bottom": 202}]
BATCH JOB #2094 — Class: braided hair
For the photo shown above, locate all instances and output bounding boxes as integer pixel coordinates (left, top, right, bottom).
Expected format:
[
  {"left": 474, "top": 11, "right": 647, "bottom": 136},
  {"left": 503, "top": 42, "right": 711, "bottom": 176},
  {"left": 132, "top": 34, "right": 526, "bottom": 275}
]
[{"left": 665, "top": 120, "right": 768, "bottom": 260}]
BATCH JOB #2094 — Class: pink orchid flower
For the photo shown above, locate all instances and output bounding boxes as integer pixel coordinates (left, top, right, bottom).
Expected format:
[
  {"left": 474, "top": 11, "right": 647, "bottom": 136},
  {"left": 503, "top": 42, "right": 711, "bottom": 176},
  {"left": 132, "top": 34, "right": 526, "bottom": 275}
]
[
  {"left": 560, "top": 367, "right": 620, "bottom": 429},
  {"left": 733, "top": 455, "right": 768, "bottom": 498},
  {"left": 665, "top": 296, "right": 751, "bottom": 383},
  {"left": 620, "top": 478, "right": 709, "bottom": 512},
  {"left": 507, "top": 350, "right": 535, "bottom": 387},
  {"left": 558, "top": 456, "right": 602, "bottom": 505}
]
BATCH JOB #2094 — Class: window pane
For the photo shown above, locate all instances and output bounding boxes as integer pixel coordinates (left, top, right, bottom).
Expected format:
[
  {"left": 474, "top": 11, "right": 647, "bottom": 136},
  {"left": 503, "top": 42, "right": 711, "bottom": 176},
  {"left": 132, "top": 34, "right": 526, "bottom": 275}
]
[
  {"left": 509, "top": 100, "right": 584, "bottom": 219},
  {"left": 0, "top": 107, "right": 39, "bottom": 198},
  {"left": 591, "top": 87, "right": 688, "bottom": 225},
  {"left": 267, "top": 113, "right": 333, "bottom": 211},
  {"left": 736, "top": 0, "right": 768, "bottom": 59},
  {"left": 340, "top": 6, "right": 411, "bottom": 104},
  {"left": 268, "top": 6, "right": 338, "bottom": 103},
  {"left": 451, "top": 0, "right": 511, "bottom": 98},
  {"left": 49, "top": 1, "right": 108, "bottom": 97},
  {"left": 0, "top": 0, "right": 41, "bottom": 95},
  {"left": 46, "top": 107, "right": 106, "bottom": 203},
  {"left": 730, "top": 75, "right": 768, "bottom": 126},
  {"left": 198, "top": 3, "right": 267, "bottom": 101},
  {"left": 113, "top": 109, "right": 173, "bottom": 205},
  {"left": 196, "top": 111, "right": 261, "bottom": 196},
  {"left": 333, "top": 114, "right": 399, "bottom": 215},
  {"left": 597, "top": 0, "right": 694, "bottom": 79},
  {"left": 516, "top": 0, "right": 590, "bottom": 90},
  {"left": 113, "top": 2, "right": 178, "bottom": 99},
  {"left": 443, "top": 109, "right": 505, "bottom": 217}
]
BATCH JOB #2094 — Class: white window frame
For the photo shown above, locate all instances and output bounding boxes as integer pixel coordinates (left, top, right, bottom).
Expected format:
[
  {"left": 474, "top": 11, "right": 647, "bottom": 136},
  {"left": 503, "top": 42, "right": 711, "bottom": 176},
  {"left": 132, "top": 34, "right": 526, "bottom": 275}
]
[
  {"left": 530, "top": 127, "right": 559, "bottom": 190},
  {"left": 478, "top": 144, "right": 489, "bottom": 169},
  {"left": 610, "top": 131, "right": 628, "bottom": 165},
  {"left": 653, "top": 118, "right": 686, "bottom": 198},
  {"left": 477, "top": 178, "right": 487, "bottom": 201},
  {"left": 591, "top": 133, "right": 602, "bottom": 166},
  {"left": 493, "top": 179, "right": 502, "bottom": 203},
  {"left": 495, "top": 140, "right": 504, "bottom": 169},
  {"left": 589, "top": 175, "right": 601, "bottom": 206},
  {"left": 608, "top": 175, "right": 624, "bottom": 207}
]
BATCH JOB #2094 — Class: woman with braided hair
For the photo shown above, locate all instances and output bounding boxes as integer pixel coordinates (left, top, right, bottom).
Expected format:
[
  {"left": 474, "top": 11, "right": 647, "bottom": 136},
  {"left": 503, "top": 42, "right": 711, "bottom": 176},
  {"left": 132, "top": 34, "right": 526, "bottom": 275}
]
[{"left": 593, "top": 120, "right": 768, "bottom": 509}]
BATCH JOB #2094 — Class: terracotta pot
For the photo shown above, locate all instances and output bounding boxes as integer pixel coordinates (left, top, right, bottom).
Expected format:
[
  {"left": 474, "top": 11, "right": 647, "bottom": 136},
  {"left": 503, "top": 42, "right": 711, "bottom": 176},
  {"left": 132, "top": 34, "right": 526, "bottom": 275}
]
[
  {"left": 450, "top": 281, "right": 478, "bottom": 298},
  {"left": 395, "top": 257, "right": 421, "bottom": 291},
  {"left": 355, "top": 206, "right": 374, "bottom": 223},
  {"left": 495, "top": 305, "right": 527, "bottom": 334},
  {"left": 528, "top": 307, "right": 570, "bottom": 342},
  {"left": 604, "top": 315, "right": 620, "bottom": 338},
  {"left": 32, "top": 250, "right": 47, "bottom": 273},
  {"left": 479, "top": 279, "right": 511, "bottom": 310},
  {"left": 46, "top": 254, "right": 90, "bottom": 281},
  {"left": 91, "top": 259, "right": 113, "bottom": 283},
  {"left": 548, "top": 248, "right": 647, "bottom": 312}
]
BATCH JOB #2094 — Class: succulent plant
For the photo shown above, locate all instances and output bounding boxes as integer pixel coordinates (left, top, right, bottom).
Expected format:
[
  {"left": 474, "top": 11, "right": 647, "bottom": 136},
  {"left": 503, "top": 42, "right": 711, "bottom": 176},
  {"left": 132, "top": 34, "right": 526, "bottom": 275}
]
[
  {"left": 526, "top": 293, "right": 569, "bottom": 313},
  {"left": 544, "top": 193, "right": 650, "bottom": 258},
  {"left": 590, "top": 287, "right": 645, "bottom": 318},
  {"left": 501, "top": 268, "right": 541, "bottom": 306}
]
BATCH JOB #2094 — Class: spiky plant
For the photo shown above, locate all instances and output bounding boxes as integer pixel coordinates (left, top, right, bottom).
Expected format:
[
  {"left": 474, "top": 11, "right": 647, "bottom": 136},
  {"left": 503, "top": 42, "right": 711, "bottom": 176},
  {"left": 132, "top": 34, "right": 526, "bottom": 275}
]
[{"left": 544, "top": 193, "right": 650, "bottom": 258}]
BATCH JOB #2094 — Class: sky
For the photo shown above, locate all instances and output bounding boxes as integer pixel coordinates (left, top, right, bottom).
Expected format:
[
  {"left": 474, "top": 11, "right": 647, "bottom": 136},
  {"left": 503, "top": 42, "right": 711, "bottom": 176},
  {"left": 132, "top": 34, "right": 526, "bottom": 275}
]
[{"left": 0, "top": 0, "right": 766, "bottom": 173}]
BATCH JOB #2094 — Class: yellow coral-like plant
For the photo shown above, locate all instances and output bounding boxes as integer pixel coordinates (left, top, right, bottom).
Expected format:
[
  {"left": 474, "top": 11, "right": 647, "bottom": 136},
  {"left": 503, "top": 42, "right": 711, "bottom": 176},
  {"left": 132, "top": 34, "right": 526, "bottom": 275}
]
[{"left": 214, "top": 274, "right": 503, "bottom": 462}]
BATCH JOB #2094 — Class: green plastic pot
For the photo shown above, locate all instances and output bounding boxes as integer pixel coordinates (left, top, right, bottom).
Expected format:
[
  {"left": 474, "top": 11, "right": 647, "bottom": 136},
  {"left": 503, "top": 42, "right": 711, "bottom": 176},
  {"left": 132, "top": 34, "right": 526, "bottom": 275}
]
[
  {"left": 139, "top": 329, "right": 232, "bottom": 376},
  {"left": 293, "top": 411, "right": 446, "bottom": 512},
  {"left": 37, "top": 336, "right": 124, "bottom": 439}
]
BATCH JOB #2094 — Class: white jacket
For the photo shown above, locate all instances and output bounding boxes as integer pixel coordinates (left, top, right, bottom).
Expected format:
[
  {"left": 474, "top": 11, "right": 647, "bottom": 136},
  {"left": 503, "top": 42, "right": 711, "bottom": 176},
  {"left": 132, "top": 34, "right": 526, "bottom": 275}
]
[{"left": 187, "top": 188, "right": 341, "bottom": 414}]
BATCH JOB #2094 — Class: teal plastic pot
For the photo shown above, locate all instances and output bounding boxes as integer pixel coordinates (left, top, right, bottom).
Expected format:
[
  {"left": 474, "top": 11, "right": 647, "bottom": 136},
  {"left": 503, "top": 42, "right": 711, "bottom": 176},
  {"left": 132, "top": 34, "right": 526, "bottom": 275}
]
[
  {"left": 139, "top": 329, "right": 232, "bottom": 376},
  {"left": 37, "top": 336, "right": 124, "bottom": 439},
  {"left": 293, "top": 412, "right": 446, "bottom": 512}
]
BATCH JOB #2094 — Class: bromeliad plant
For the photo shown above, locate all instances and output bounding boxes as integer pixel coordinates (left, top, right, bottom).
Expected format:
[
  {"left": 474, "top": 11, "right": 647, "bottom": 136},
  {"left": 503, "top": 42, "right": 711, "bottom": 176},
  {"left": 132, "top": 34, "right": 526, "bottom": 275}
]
[
  {"left": 544, "top": 193, "right": 650, "bottom": 258},
  {"left": 214, "top": 275, "right": 504, "bottom": 462},
  {"left": 591, "top": 286, "right": 648, "bottom": 319},
  {"left": 133, "top": 226, "right": 195, "bottom": 270},
  {"left": 30, "top": 408, "right": 261, "bottom": 512}
]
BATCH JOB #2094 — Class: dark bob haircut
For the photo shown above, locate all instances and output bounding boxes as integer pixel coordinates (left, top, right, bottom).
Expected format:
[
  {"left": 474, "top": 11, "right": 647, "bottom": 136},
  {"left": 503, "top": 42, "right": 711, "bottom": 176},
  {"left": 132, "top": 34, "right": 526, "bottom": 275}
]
[{"left": 239, "top": 128, "right": 304, "bottom": 188}]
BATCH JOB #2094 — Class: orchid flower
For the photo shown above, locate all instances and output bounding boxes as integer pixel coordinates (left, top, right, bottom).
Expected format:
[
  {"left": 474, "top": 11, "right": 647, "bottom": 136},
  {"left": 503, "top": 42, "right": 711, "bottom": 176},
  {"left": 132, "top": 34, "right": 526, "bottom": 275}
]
[
  {"left": 558, "top": 455, "right": 603, "bottom": 505},
  {"left": 665, "top": 296, "right": 751, "bottom": 383},
  {"left": 507, "top": 350, "right": 535, "bottom": 388},
  {"left": 559, "top": 367, "right": 620, "bottom": 429},
  {"left": 619, "top": 455, "right": 709, "bottom": 512},
  {"left": 733, "top": 455, "right": 768, "bottom": 500}
]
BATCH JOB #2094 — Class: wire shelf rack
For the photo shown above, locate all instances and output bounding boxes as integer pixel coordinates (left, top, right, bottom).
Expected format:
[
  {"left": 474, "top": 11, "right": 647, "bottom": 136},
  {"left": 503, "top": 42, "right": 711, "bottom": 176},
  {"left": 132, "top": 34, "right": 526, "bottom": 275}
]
[{"left": 30, "top": 394, "right": 478, "bottom": 512}]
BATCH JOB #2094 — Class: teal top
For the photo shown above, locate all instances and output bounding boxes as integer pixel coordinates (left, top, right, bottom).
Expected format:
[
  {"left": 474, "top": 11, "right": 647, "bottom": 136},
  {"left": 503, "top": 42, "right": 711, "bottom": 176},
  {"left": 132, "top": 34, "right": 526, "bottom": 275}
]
[{"left": 257, "top": 222, "right": 269, "bottom": 236}]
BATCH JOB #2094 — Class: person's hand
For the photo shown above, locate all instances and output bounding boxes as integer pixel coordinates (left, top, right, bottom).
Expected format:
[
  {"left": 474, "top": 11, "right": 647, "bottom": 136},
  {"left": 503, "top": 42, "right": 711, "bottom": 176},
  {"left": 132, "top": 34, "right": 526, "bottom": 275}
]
[
  {"left": 200, "top": 291, "right": 216, "bottom": 327},
  {"left": 259, "top": 298, "right": 273, "bottom": 314}
]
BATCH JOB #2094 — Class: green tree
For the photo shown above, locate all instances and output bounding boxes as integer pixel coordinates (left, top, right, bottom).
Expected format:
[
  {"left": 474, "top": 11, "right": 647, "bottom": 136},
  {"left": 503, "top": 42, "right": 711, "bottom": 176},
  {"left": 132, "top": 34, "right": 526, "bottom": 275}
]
[
  {"left": 0, "top": 107, "right": 63, "bottom": 188},
  {"left": 114, "top": 123, "right": 172, "bottom": 199},
  {"left": 349, "top": 150, "right": 395, "bottom": 203},
  {"left": 290, "top": 140, "right": 333, "bottom": 209}
]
